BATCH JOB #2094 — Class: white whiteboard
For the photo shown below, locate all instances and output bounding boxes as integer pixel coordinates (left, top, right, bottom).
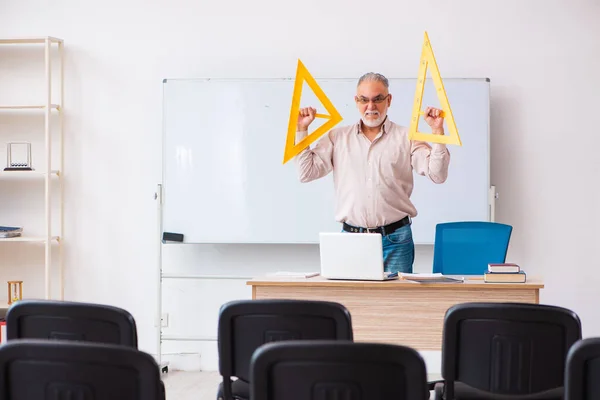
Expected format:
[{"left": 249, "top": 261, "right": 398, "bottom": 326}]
[{"left": 161, "top": 77, "right": 490, "bottom": 244}]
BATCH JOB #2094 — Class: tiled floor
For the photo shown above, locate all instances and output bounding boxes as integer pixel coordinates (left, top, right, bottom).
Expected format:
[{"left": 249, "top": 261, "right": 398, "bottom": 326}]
[
  {"left": 162, "top": 370, "right": 441, "bottom": 399},
  {"left": 163, "top": 371, "right": 221, "bottom": 399}
]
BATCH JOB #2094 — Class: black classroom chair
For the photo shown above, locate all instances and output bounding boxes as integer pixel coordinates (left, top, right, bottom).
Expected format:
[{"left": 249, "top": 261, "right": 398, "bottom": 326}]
[
  {"left": 217, "top": 299, "right": 353, "bottom": 400},
  {"left": 433, "top": 302, "right": 582, "bottom": 399},
  {"left": 250, "top": 340, "right": 429, "bottom": 400},
  {"left": 5, "top": 299, "right": 166, "bottom": 399},
  {"left": 6, "top": 299, "right": 137, "bottom": 346},
  {"left": 0, "top": 339, "right": 162, "bottom": 400},
  {"left": 564, "top": 337, "right": 600, "bottom": 400}
]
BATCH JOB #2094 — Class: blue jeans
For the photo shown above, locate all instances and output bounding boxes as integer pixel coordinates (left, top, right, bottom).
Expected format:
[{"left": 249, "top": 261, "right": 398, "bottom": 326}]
[{"left": 382, "top": 224, "right": 415, "bottom": 274}]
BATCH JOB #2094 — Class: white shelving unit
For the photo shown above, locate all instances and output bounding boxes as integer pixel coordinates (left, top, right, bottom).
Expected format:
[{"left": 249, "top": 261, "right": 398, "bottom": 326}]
[{"left": 0, "top": 37, "right": 64, "bottom": 304}]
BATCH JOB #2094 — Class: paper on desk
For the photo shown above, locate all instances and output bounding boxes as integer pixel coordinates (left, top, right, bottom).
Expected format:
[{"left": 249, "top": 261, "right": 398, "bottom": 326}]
[
  {"left": 399, "top": 273, "right": 464, "bottom": 283},
  {"left": 268, "top": 271, "right": 320, "bottom": 278},
  {"left": 399, "top": 273, "right": 444, "bottom": 279}
]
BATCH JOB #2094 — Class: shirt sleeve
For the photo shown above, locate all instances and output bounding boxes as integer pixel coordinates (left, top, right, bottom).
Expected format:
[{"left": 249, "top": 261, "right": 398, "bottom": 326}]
[
  {"left": 410, "top": 140, "right": 450, "bottom": 183},
  {"left": 295, "top": 130, "right": 335, "bottom": 183}
]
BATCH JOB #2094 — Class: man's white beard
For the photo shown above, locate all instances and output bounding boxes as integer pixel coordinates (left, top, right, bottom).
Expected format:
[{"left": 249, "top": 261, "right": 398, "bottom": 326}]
[{"left": 361, "top": 110, "right": 386, "bottom": 128}]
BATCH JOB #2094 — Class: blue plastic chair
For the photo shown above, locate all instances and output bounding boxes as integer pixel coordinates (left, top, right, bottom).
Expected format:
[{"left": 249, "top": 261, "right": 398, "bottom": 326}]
[{"left": 432, "top": 221, "right": 513, "bottom": 275}]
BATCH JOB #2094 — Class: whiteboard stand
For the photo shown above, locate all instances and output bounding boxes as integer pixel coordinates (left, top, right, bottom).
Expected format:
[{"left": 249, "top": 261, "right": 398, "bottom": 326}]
[
  {"left": 160, "top": 361, "right": 169, "bottom": 374},
  {"left": 156, "top": 77, "right": 493, "bottom": 365},
  {"left": 154, "top": 183, "right": 255, "bottom": 368},
  {"left": 155, "top": 183, "right": 165, "bottom": 370}
]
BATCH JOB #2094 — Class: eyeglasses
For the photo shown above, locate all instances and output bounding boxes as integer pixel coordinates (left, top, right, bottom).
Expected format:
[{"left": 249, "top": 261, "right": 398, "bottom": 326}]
[{"left": 355, "top": 94, "right": 389, "bottom": 104}]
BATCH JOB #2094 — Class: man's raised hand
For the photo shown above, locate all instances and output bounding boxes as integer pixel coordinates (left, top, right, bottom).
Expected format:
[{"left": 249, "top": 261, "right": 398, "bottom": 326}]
[{"left": 297, "top": 107, "right": 317, "bottom": 131}]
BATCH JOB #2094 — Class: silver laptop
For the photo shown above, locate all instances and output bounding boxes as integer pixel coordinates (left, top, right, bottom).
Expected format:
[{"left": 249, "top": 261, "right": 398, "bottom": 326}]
[{"left": 319, "top": 232, "right": 399, "bottom": 281}]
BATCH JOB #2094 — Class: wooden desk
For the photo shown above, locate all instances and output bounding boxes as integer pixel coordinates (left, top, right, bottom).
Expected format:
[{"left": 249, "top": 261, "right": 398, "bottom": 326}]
[{"left": 247, "top": 276, "right": 544, "bottom": 351}]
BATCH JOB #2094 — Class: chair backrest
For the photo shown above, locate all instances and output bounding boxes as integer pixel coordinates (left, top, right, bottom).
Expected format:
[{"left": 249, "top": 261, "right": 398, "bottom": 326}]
[
  {"left": 565, "top": 338, "right": 600, "bottom": 400},
  {"left": 5, "top": 299, "right": 138, "bottom": 347},
  {"left": 0, "top": 339, "right": 162, "bottom": 400},
  {"left": 441, "top": 302, "right": 582, "bottom": 398},
  {"left": 218, "top": 299, "right": 353, "bottom": 382},
  {"left": 432, "top": 221, "right": 512, "bottom": 275},
  {"left": 250, "top": 340, "right": 429, "bottom": 400}
]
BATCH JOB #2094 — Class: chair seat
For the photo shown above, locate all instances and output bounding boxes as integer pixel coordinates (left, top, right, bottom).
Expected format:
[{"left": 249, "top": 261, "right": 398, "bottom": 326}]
[
  {"left": 217, "top": 378, "right": 250, "bottom": 400},
  {"left": 434, "top": 382, "right": 564, "bottom": 400}
]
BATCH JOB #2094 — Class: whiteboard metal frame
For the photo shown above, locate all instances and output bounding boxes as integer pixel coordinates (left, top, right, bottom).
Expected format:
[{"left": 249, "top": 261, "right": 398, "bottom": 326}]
[{"left": 159, "top": 77, "right": 493, "bottom": 245}]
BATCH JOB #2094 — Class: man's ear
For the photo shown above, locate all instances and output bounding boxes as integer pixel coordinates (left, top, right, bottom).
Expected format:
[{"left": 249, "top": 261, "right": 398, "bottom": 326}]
[{"left": 387, "top": 94, "right": 392, "bottom": 106}]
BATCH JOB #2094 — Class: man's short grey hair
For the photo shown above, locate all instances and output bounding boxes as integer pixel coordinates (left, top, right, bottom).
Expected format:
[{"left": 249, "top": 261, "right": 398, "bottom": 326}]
[{"left": 357, "top": 72, "right": 389, "bottom": 88}]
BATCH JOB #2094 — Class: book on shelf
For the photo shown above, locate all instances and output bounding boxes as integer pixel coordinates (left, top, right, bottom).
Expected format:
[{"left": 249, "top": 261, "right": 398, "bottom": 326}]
[{"left": 0, "top": 226, "right": 22, "bottom": 238}]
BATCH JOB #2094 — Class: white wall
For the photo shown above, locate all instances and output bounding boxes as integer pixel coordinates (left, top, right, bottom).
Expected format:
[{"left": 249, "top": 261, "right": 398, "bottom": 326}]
[{"left": 1, "top": 0, "right": 599, "bottom": 376}]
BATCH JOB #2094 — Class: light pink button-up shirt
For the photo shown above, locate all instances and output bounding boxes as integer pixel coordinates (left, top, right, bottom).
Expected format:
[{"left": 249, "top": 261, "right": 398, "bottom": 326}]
[{"left": 296, "top": 117, "right": 451, "bottom": 228}]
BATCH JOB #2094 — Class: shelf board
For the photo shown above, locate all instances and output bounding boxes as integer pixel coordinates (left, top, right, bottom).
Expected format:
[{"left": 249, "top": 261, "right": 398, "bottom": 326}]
[
  {"left": 0, "top": 105, "right": 60, "bottom": 110},
  {"left": 0, "top": 170, "right": 60, "bottom": 179},
  {"left": 0, "top": 236, "right": 59, "bottom": 243},
  {"left": 0, "top": 37, "right": 63, "bottom": 44}
]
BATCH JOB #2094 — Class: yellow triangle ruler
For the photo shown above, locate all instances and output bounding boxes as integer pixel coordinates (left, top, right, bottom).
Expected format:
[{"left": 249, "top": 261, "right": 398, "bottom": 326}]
[
  {"left": 408, "top": 32, "right": 461, "bottom": 146},
  {"left": 283, "top": 59, "right": 343, "bottom": 164}
]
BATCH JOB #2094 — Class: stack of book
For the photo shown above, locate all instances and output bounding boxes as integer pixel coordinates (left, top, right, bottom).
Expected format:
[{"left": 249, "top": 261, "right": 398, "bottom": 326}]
[
  {"left": 484, "top": 263, "right": 526, "bottom": 283},
  {"left": 0, "top": 226, "right": 22, "bottom": 239}
]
